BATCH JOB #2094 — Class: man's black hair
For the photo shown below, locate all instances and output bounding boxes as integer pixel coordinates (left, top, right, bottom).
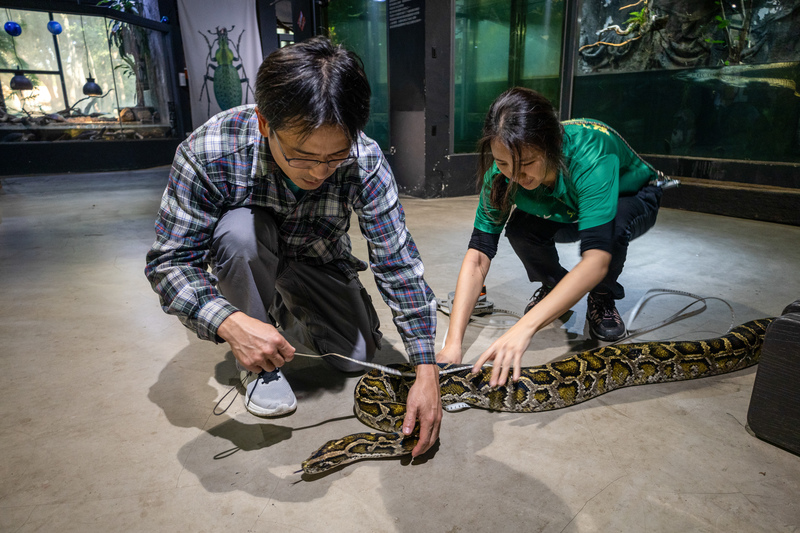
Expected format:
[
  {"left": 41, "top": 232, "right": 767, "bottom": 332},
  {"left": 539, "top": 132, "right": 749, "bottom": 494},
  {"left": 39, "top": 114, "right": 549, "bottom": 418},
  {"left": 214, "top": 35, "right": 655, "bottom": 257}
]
[{"left": 255, "top": 36, "right": 371, "bottom": 142}]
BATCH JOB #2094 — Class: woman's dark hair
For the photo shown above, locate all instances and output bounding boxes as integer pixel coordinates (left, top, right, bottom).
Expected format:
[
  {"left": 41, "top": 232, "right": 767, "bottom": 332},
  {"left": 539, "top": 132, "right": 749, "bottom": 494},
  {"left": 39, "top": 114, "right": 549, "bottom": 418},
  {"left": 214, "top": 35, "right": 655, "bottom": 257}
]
[
  {"left": 477, "top": 87, "right": 565, "bottom": 213},
  {"left": 255, "top": 36, "right": 371, "bottom": 142}
]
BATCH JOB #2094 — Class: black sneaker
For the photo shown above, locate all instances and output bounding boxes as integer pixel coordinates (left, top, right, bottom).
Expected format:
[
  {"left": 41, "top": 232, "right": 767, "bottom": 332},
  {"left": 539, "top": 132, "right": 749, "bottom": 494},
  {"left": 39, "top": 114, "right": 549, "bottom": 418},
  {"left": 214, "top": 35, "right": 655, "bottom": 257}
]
[
  {"left": 524, "top": 285, "right": 552, "bottom": 314},
  {"left": 586, "top": 292, "right": 626, "bottom": 341}
]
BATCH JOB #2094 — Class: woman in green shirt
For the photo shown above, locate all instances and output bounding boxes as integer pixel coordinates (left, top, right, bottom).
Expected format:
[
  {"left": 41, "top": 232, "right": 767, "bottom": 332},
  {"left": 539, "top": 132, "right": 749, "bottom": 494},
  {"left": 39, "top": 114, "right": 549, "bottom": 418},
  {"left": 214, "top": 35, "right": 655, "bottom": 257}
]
[{"left": 437, "top": 87, "right": 665, "bottom": 387}]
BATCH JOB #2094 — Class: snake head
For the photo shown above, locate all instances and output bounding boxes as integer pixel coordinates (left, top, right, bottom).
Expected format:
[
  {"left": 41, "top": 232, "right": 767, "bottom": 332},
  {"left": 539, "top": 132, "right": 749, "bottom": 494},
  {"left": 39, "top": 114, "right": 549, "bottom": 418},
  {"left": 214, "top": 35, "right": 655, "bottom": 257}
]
[{"left": 301, "top": 431, "right": 417, "bottom": 475}]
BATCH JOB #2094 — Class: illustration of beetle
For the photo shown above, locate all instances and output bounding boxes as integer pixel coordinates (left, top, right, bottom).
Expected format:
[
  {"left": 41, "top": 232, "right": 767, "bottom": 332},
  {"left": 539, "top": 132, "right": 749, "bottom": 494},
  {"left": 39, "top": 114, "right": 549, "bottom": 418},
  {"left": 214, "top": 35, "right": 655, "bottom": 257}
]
[{"left": 199, "top": 26, "right": 254, "bottom": 114}]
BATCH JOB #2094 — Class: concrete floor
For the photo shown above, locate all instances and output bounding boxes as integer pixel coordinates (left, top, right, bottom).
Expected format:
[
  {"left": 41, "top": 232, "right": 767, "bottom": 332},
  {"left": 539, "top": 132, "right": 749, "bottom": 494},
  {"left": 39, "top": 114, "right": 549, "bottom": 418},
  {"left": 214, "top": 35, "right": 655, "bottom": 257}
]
[{"left": 1, "top": 167, "right": 799, "bottom": 533}]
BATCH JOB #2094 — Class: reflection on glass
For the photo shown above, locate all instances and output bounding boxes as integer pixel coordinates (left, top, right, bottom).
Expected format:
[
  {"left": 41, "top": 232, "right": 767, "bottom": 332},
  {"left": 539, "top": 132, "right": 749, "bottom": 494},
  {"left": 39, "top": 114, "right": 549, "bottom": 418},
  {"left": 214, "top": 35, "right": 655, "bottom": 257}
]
[
  {"left": 454, "top": 0, "right": 564, "bottom": 153},
  {"left": 326, "top": 0, "right": 388, "bottom": 149},
  {"left": 573, "top": 1, "right": 800, "bottom": 164},
  {"left": 0, "top": 7, "right": 174, "bottom": 142},
  {"left": 1, "top": 10, "right": 56, "bottom": 71}
]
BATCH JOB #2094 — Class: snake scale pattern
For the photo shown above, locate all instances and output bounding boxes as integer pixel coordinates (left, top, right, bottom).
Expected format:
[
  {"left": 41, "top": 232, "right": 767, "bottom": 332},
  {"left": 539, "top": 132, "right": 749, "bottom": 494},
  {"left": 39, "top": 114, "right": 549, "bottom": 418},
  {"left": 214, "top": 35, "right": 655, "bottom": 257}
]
[{"left": 301, "top": 318, "right": 772, "bottom": 474}]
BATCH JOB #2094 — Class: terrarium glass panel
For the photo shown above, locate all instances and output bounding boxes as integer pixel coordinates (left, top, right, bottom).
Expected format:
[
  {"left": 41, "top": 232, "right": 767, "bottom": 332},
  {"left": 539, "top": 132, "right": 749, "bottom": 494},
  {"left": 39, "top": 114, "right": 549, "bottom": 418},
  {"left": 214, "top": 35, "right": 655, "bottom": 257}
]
[
  {"left": 0, "top": 9, "right": 56, "bottom": 71},
  {"left": 327, "top": 0, "right": 389, "bottom": 149},
  {"left": 1, "top": 7, "right": 174, "bottom": 142},
  {"left": 454, "top": 0, "right": 564, "bottom": 153},
  {"left": 572, "top": 0, "right": 800, "bottom": 164}
]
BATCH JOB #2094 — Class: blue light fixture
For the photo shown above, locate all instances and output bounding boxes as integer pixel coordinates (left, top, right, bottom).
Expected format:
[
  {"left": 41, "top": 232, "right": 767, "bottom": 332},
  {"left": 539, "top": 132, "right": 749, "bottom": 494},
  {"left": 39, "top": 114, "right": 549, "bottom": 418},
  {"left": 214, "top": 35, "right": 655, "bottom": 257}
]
[
  {"left": 4, "top": 20, "right": 21, "bottom": 37},
  {"left": 4, "top": 12, "right": 32, "bottom": 91},
  {"left": 47, "top": 20, "right": 62, "bottom": 35}
]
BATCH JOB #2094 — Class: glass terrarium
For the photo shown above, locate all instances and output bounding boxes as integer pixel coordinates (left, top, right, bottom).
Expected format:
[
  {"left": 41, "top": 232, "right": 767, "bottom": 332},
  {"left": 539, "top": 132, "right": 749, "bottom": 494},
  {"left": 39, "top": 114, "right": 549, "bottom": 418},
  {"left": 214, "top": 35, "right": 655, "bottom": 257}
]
[
  {"left": 326, "top": 0, "right": 389, "bottom": 150},
  {"left": 572, "top": 0, "right": 800, "bottom": 164},
  {"left": 1, "top": 6, "right": 175, "bottom": 142},
  {"left": 453, "top": 0, "right": 565, "bottom": 153}
]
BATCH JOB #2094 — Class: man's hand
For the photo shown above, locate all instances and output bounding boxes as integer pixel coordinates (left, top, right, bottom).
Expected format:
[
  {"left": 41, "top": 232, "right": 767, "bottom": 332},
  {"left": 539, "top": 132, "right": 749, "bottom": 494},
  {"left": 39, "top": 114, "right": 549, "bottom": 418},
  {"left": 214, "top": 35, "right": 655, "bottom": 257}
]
[
  {"left": 217, "top": 311, "right": 295, "bottom": 373},
  {"left": 402, "top": 363, "right": 442, "bottom": 457}
]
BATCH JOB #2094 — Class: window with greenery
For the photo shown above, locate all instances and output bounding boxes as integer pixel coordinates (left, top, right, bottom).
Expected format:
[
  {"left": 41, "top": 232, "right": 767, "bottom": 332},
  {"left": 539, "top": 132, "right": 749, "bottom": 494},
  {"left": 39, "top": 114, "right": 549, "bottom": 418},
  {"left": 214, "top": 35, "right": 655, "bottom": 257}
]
[{"left": 1, "top": 7, "right": 173, "bottom": 141}]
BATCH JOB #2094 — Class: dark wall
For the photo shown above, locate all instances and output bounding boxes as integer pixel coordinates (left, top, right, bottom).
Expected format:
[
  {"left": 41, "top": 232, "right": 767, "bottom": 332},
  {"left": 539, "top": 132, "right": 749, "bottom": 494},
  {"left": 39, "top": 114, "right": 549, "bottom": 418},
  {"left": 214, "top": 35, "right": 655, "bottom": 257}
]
[
  {"left": 385, "top": 0, "right": 427, "bottom": 195},
  {"left": 382, "top": 0, "right": 475, "bottom": 198},
  {"left": 5, "top": 139, "right": 181, "bottom": 175}
]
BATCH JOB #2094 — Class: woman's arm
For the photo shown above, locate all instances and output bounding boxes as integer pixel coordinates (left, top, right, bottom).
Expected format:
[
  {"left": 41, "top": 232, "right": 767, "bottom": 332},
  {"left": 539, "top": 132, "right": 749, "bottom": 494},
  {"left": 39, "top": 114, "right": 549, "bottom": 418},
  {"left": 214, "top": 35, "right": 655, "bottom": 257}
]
[
  {"left": 436, "top": 248, "right": 493, "bottom": 364},
  {"left": 472, "top": 248, "right": 612, "bottom": 386}
]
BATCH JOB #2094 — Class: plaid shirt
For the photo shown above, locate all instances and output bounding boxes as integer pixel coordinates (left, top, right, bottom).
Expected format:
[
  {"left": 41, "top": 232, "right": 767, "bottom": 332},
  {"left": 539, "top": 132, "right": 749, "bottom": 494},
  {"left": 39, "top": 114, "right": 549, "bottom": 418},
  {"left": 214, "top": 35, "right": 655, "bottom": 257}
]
[{"left": 145, "top": 105, "right": 437, "bottom": 365}]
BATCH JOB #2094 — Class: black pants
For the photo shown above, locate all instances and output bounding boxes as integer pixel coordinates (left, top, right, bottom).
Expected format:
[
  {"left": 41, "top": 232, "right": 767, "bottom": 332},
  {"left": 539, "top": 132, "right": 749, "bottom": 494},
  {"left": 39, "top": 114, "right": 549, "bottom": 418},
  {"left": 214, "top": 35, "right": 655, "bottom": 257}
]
[
  {"left": 505, "top": 185, "right": 662, "bottom": 300},
  {"left": 210, "top": 207, "right": 382, "bottom": 372}
]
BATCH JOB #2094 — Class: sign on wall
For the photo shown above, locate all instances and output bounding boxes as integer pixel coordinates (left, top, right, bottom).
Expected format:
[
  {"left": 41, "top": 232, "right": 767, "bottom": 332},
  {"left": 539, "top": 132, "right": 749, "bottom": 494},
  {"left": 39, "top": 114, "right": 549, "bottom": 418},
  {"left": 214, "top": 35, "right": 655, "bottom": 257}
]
[{"left": 177, "top": 0, "right": 262, "bottom": 128}]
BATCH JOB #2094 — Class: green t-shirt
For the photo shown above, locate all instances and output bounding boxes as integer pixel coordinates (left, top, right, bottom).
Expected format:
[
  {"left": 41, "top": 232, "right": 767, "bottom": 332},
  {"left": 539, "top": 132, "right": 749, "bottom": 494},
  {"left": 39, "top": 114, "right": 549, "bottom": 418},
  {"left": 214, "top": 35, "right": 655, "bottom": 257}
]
[
  {"left": 474, "top": 119, "right": 657, "bottom": 234},
  {"left": 283, "top": 174, "right": 306, "bottom": 200}
]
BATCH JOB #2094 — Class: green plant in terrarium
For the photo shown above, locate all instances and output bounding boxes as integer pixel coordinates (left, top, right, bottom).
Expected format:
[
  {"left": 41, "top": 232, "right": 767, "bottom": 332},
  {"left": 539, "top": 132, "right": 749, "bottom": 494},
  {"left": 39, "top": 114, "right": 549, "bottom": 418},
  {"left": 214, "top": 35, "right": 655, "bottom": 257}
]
[
  {"left": 704, "top": 0, "right": 752, "bottom": 65},
  {"left": 98, "top": 0, "right": 151, "bottom": 110},
  {"left": 704, "top": 15, "right": 729, "bottom": 45},
  {"left": 624, "top": 9, "right": 648, "bottom": 30},
  {"left": 577, "top": 0, "right": 667, "bottom": 54}
]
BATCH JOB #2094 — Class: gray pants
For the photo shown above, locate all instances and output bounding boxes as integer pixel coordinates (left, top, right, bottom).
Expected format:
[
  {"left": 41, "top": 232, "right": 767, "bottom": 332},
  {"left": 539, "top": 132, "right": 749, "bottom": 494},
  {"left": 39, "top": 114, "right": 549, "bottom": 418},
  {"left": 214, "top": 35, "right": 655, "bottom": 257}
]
[{"left": 210, "top": 207, "right": 382, "bottom": 372}]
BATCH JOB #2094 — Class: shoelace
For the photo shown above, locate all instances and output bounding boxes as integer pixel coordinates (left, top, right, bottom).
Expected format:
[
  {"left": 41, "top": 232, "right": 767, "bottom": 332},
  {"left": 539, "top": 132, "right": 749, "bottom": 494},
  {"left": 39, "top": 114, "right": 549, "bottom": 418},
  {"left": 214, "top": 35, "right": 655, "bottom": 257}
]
[
  {"left": 526, "top": 286, "right": 551, "bottom": 312},
  {"left": 214, "top": 369, "right": 282, "bottom": 416},
  {"left": 531, "top": 285, "right": 550, "bottom": 303},
  {"left": 212, "top": 354, "right": 476, "bottom": 416},
  {"left": 587, "top": 294, "right": 619, "bottom": 322},
  {"left": 599, "top": 301, "right": 621, "bottom": 323},
  {"left": 214, "top": 372, "right": 250, "bottom": 415},
  {"left": 256, "top": 369, "right": 280, "bottom": 385}
]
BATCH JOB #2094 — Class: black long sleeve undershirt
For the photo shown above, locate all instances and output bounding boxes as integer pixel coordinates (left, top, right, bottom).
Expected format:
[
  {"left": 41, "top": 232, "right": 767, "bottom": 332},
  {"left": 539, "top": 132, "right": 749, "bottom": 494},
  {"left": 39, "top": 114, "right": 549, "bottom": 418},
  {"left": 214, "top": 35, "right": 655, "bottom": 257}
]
[{"left": 467, "top": 220, "right": 615, "bottom": 259}]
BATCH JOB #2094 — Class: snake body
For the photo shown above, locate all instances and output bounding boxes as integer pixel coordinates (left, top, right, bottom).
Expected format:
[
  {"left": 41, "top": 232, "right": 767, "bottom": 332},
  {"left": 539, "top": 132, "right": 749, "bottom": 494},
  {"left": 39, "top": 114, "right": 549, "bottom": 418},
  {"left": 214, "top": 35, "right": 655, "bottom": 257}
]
[{"left": 301, "top": 318, "right": 771, "bottom": 474}]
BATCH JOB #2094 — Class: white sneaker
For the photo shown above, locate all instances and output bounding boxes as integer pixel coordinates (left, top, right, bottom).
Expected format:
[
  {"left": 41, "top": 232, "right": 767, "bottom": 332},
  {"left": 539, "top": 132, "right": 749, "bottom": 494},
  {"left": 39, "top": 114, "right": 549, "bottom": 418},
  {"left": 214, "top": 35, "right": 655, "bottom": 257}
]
[{"left": 241, "top": 368, "right": 297, "bottom": 417}]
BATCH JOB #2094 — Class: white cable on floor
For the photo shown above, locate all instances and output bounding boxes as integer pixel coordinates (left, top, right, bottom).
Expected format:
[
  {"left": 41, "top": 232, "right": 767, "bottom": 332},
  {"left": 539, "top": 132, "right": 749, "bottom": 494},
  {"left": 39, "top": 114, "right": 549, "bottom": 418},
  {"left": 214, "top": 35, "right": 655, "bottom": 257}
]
[
  {"left": 613, "top": 288, "right": 736, "bottom": 344},
  {"left": 436, "top": 287, "right": 736, "bottom": 351}
]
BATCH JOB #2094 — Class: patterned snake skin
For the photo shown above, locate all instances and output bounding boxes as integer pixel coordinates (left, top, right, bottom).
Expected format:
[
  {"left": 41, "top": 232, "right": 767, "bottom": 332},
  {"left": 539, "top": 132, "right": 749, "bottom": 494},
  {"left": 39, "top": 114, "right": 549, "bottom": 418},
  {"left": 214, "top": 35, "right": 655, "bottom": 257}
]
[{"left": 301, "top": 319, "right": 771, "bottom": 474}]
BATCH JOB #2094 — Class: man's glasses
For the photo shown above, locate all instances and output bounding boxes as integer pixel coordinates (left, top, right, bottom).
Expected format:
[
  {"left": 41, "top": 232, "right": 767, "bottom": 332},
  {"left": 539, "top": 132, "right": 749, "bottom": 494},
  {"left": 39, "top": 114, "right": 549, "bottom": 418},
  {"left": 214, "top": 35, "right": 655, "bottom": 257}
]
[{"left": 272, "top": 131, "right": 358, "bottom": 170}]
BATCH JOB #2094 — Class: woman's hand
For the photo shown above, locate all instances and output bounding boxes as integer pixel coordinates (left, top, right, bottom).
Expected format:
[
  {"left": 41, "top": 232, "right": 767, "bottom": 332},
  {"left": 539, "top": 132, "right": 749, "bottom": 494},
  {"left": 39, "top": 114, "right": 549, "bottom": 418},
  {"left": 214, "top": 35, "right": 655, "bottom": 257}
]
[
  {"left": 471, "top": 320, "right": 535, "bottom": 387},
  {"left": 435, "top": 248, "right": 492, "bottom": 367},
  {"left": 471, "top": 249, "right": 613, "bottom": 387},
  {"left": 435, "top": 343, "right": 464, "bottom": 365}
]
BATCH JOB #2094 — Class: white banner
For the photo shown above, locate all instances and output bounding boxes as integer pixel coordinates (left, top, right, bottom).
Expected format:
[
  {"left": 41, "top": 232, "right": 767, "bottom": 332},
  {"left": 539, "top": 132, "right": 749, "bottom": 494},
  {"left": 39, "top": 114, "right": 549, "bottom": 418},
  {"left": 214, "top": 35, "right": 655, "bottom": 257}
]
[{"left": 177, "top": 0, "right": 262, "bottom": 128}]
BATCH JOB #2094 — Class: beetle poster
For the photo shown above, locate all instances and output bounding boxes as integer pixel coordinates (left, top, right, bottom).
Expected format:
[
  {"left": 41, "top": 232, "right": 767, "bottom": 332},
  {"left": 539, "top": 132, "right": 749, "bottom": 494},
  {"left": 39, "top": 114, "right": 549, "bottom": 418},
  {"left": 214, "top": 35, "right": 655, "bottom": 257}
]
[{"left": 177, "top": 0, "right": 261, "bottom": 128}]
